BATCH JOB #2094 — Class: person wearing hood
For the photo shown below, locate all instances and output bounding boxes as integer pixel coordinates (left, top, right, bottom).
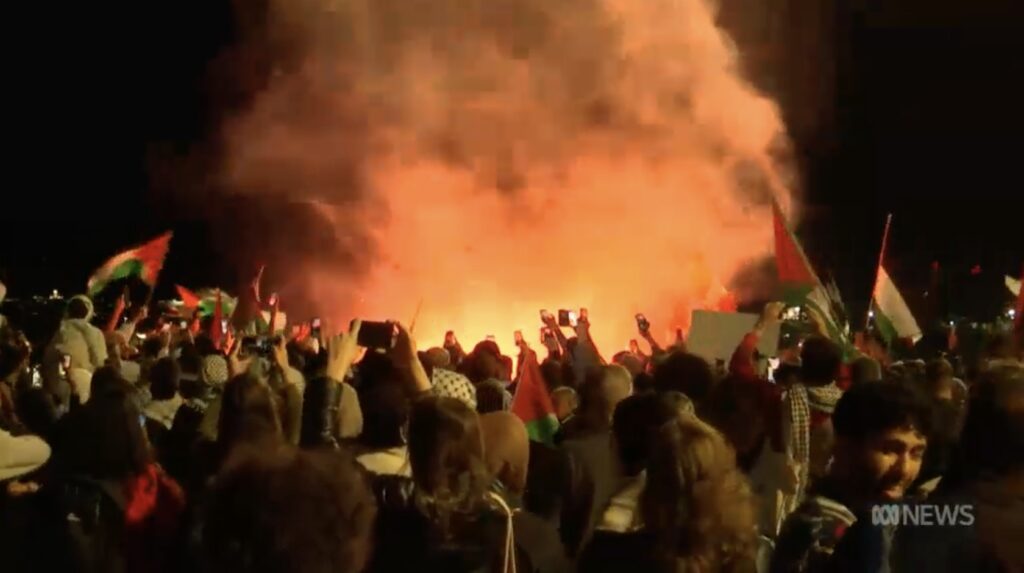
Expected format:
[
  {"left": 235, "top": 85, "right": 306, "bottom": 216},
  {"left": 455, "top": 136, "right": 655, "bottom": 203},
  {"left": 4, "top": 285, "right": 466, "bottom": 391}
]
[
  {"left": 42, "top": 295, "right": 108, "bottom": 409},
  {"left": 481, "top": 411, "right": 571, "bottom": 573},
  {"left": 0, "top": 427, "right": 50, "bottom": 484}
]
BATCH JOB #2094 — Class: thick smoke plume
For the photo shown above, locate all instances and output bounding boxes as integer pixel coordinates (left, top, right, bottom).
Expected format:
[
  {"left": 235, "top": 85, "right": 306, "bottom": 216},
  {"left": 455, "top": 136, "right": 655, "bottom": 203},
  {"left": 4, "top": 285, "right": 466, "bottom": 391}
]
[{"left": 214, "top": 0, "right": 794, "bottom": 352}]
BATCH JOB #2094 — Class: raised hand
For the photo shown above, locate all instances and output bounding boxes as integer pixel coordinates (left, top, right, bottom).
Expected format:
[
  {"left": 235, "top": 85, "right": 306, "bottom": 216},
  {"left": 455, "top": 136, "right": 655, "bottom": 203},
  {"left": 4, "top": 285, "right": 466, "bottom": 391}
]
[
  {"left": 271, "top": 335, "right": 290, "bottom": 372},
  {"left": 325, "top": 320, "right": 362, "bottom": 382},
  {"left": 227, "top": 336, "right": 251, "bottom": 378},
  {"left": 759, "top": 301, "right": 787, "bottom": 329},
  {"left": 392, "top": 322, "right": 431, "bottom": 393},
  {"left": 540, "top": 310, "right": 559, "bottom": 329}
]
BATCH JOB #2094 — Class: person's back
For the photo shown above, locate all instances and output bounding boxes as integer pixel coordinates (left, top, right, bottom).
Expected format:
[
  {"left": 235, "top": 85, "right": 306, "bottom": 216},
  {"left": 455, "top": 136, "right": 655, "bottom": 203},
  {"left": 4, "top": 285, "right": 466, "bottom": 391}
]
[
  {"left": 50, "top": 296, "right": 107, "bottom": 373},
  {"left": 370, "top": 480, "right": 510, "bottom": 573},
  {"left": 790, "top": 336, "right": 843, "bottom": 486},
  {"left": 47, "top": 383, "right": 186, "bottom": 573},
  {"left": 202, "top": 447, "right": 377, "bottom": 573},
  {"left": 557, "top": 366, "right": 632, "bottom": 554},
  {"left": 479, "top": 412, "right": 571, "bottom": 573},
  {"left": 366, "top": 397, "right": 513, "bottom": 573},
  {"left": 578, "top": 393, "right": 757, "bottom": 573}
]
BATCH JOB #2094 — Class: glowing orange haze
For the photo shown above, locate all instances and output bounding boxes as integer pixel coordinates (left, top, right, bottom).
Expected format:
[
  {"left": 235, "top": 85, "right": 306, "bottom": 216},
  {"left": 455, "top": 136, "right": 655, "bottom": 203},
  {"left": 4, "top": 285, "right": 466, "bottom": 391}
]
[{"left": 219, "top": 0, "right": 793, "bottom": 355}]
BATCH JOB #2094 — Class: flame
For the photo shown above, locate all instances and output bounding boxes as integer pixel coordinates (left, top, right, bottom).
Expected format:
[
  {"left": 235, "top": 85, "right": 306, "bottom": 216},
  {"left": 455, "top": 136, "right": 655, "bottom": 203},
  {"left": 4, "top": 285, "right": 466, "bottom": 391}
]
[{"left": 212, "top": 0, "right": 794, "bottom": 355}]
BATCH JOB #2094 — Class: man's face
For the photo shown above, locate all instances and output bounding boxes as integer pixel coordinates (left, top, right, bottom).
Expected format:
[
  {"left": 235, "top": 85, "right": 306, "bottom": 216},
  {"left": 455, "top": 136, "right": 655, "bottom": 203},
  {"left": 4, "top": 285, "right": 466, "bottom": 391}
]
[{"left": 843, "top": 425, "right": 927, "bottom": 501}]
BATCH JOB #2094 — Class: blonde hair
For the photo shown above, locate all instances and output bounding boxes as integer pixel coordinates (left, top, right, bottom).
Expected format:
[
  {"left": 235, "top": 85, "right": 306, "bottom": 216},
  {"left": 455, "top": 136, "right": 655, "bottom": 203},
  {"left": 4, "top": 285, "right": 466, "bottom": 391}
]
[{"left": 640, "top": 413, "right": 757, "bottom": 572}]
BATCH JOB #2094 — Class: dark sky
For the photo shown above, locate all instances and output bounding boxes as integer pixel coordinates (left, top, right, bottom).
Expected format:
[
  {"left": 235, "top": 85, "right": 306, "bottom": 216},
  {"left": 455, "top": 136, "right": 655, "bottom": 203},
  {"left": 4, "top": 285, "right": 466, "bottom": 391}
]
[{"left": 2, "top": 0, "right": 1022, "bottom": 322}]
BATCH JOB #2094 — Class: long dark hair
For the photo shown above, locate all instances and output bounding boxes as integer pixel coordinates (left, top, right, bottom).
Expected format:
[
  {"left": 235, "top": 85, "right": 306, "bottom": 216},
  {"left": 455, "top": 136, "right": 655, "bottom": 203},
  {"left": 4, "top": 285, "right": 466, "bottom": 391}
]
[
  {"left": 66, "top": 382, "right": 152, "bottom": 481},
  {"left": 407, "top": 396, "right": 491, "bottom": 537},
  {"left": 218, "top": 374, "right": 282, "bottom": 454}
]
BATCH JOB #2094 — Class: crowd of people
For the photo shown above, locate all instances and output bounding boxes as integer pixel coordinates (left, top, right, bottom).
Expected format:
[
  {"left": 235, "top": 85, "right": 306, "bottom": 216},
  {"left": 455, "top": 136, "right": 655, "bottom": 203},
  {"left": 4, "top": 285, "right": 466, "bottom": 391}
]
[{"left": 0, "top": 283, "right": 1021, "bottom": 573}]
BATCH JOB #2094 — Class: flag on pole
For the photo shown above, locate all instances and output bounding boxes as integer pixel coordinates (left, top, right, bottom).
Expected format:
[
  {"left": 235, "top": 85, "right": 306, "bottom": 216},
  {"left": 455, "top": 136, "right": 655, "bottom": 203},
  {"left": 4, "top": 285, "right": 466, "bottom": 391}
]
[
  {"left": 866, "top": 215, "right": 921, "bottom": 345},
  {"left": 871, "top": 265, "right": 922, "bottom": 344},
  {"left": 511, "top": 350, "right": 559, "bottom": 444},
  {"left": 210, "top": 290, "right": 225, "bottom": 349},
  {"left": 231, "top": 267, "right": 267, "bottom": 332},
  {"left": 175, "top": 285, "right": 201, "bottom": 311},
  {"left": 773, "top": 203, "right": 817, "bottom": 298},
  {"left": 87, "top": 232, "right": 173, "bottom": 296},
  {"left": 772, "top": 203, "right": 851, "bottom": 348}
]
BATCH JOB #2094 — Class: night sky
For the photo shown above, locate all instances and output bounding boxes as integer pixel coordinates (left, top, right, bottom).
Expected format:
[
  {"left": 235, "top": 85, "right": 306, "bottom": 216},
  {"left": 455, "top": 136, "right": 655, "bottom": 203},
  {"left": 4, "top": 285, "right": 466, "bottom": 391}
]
[{"left": 3, "top": 0, "right": 1021, "bottom": 324}]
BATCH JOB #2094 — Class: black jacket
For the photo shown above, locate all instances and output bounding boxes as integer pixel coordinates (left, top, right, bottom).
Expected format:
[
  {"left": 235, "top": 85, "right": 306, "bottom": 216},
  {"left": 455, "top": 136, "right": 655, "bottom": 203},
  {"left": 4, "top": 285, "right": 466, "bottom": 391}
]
[
  {"left": 366, "top": 474, "right": 512, "bottom": 573},
  {"left": 299, "top": 375, "right": 342, "bottom": 449},
  {"left": 577, "top": 530, "right": 667, "bottom": 573},
  {"left": 560, "top": 432, "right": 620, "bottom": 555}
]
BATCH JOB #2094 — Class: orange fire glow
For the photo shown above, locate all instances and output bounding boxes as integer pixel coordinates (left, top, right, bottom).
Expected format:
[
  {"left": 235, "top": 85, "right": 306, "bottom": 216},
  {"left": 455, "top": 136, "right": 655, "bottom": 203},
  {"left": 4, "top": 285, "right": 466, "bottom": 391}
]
[{"left": 217, "top": 0, "right": 794, "bottom": 355}]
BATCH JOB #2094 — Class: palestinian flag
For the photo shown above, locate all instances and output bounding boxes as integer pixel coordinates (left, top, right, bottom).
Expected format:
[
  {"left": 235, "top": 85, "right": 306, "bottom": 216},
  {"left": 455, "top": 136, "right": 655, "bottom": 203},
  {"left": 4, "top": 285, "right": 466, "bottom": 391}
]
[
  {"left": 230, "top": 266, "right": 267, "bottom": 333},
  {"left": 871, "top": 264, "right": 922, "bottom": 345},
  {"left": 175, "top": 285, "right": 201, "bottom": 311},
  {"left": 210, "top": 290, "right": 227, "bottom": 349},
  {"left": 772, "top": 203, "right": 850, "bottom": 348},
  {"left": 87, "top": 232, "right": 172, "bottom": 296},
  {"left": 511, "top": 350, "right": 559, "bottom": 444}
]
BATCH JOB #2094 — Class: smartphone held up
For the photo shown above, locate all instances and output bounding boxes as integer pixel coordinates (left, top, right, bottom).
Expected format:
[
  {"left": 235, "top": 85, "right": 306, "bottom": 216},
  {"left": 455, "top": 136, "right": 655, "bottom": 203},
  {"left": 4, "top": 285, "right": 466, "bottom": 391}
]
[
  {"left": 635, "top": 313, "right": 651, "bottom": 333},
  {"left": 241, "top": 336, "right": 280, "bottom": 357},
  {"left": 357, "top": 321, "right": 399, "bottom": 350},
  {"left": 557, "top": 310, "right": 580, "bottom": 327}
]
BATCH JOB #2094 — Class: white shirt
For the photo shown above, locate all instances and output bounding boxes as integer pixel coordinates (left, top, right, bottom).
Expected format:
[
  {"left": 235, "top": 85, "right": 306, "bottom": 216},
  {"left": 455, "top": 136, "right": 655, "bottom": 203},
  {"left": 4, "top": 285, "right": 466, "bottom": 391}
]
[{"left": 356, "top": 446, "right": 412, "bottom": 477}]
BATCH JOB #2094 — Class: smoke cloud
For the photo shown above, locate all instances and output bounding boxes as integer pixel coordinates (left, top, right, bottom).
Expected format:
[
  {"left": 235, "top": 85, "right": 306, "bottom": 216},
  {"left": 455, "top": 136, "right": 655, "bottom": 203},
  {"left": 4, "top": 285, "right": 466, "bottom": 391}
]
[{"left": 210, "top": 0, "right": 794, "bottom": 352}]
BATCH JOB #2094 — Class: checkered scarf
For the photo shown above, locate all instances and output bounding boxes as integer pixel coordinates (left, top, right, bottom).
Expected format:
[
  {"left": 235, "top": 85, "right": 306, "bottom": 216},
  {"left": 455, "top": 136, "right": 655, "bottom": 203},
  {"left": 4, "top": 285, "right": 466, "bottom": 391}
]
[
  {"left": 785, "top": 384, "right": 811, "bottom": 476},
  {"left": 431, "top": 368, "right": 477, "bottom": 410},
  {"left": 806, "top": 384, "right": 843, "bottom": 415}
]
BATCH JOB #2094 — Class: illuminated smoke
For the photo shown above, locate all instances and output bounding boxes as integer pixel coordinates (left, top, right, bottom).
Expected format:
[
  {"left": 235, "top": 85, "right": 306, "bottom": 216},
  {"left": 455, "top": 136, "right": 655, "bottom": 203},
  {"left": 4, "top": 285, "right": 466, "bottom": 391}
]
[{"left": 212, "top": 0, "right": 794, "bottom": 352}]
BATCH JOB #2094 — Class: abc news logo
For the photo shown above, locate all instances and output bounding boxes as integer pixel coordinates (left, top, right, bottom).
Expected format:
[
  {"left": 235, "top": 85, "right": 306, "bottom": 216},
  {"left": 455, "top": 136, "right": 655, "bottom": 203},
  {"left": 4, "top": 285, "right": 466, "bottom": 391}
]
[{"left": 870, "top": 503, "right": 975, "bottom": 527}]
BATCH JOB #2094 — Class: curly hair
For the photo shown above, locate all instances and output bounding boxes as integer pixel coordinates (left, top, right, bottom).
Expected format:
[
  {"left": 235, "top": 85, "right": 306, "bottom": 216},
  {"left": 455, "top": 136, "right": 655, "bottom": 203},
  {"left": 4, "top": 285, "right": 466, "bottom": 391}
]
[
  {"left": 407, "top": 396, "right": 493, "bottom": 539},
  {"left": 640, "top": 412, "right": 757, "bottom": 573},
  {"left": 203, "top": 447, "right": 378, "bottom": 573}
]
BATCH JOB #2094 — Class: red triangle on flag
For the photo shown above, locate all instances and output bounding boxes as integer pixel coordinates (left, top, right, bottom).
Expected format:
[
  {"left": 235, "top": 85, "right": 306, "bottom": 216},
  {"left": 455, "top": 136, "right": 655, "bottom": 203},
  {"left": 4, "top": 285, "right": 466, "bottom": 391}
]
[
  {"left": 210, "top": 290, "right": 225, "bottom": 349},
  {"left": 773, "top": 202, "right": 817, "bottom": 286},
  {"left": 175, "top": 285, "right": 201, "bottom": 311}
]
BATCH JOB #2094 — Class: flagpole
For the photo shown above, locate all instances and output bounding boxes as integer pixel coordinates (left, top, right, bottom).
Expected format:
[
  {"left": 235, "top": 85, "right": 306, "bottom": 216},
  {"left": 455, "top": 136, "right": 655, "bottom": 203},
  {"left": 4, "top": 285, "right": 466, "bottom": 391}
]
[
  {"left": 866, "top": 213, "right": 894, "bottom": 330},
  {"left": 408, "top": 298, "right": 424, "bottom": 334}
]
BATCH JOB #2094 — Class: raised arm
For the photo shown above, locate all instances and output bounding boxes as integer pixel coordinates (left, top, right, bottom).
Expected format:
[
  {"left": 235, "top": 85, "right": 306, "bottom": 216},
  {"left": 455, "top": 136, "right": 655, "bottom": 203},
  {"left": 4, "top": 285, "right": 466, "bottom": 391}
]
[
  {"left": 729, "top": 302, "right": 784, "bottom": 379},
  {"left": 392, "top": 323, "right": 432, "bottom": 395},
  {"left": 541, "top": 311, "right": 571, "bottom": 361},
  {"left": 638, "top": 315, "right": 665, "bottom": 357},
  {"left": 104, "top": 288, "right": 129, "bottom": 333}
]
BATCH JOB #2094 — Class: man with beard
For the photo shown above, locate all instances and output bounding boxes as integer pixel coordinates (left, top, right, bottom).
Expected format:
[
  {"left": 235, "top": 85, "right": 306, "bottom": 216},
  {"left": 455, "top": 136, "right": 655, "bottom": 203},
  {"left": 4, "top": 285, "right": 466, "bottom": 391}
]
[{"left": 771, "top": 381, "right": 931, "bottom": 573}]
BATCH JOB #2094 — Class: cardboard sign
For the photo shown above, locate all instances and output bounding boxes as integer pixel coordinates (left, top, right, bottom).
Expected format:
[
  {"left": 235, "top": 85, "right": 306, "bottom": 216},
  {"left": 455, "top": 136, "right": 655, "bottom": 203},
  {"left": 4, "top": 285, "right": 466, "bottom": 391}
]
[{"left": 687, "top": 310, "right": 780, "bottom": 364}]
